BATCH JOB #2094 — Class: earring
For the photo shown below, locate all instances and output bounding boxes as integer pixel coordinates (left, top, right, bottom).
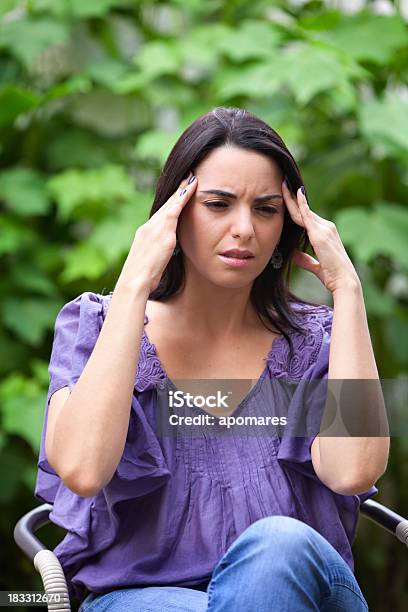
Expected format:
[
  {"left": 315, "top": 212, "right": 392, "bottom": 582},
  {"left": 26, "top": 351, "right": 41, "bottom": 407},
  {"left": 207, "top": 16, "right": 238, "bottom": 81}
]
[
  {"left": 173, "top": 239, "right": 180, "bottom": 256},
  {"left": 269, "top": 247, "right": 283, "bottom": 269}
]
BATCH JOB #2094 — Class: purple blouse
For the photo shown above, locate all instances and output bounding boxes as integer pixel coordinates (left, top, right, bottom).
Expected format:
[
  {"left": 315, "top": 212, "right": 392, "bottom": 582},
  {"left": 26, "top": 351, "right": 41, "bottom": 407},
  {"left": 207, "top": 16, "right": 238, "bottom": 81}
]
[{"left": 35, "top": 291, "right": 378, "bottom": 605}]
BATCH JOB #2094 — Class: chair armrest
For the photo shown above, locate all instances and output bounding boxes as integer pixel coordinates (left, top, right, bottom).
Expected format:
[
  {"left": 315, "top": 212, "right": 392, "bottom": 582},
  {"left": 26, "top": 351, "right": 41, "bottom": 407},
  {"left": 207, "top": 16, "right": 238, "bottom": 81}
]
[
  {"left": 13, "top": 503, "right": 53, "bottom": 560},
  {"left": 14, "top": 504, "right": 72, "bottom": 611},
  {"left": 360, "top": 499, "right": 408, "bottom": 547}
]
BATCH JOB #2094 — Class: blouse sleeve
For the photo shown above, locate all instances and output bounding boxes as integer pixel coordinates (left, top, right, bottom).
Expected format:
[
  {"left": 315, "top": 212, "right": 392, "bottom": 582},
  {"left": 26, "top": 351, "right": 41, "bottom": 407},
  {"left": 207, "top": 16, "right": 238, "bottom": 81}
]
[
  {"left": 34, "top": 290, "right": 171, "bottom": 507},
  {"left": 34, "top": 291, "right": 105, "bottom": 503},
  {"left": 277, "top": 304, "right": 378, "bottom": 504}
]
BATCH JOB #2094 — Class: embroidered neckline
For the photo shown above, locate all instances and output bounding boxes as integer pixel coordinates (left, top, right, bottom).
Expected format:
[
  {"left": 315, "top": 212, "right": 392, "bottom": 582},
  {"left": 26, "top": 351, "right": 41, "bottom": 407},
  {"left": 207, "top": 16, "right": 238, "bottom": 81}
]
[
  {"left": 100, "top": 294, "right": 332, "bottom": 391},
  {"left": 141, "top": 313, "right": 289, "bottom": 392}
]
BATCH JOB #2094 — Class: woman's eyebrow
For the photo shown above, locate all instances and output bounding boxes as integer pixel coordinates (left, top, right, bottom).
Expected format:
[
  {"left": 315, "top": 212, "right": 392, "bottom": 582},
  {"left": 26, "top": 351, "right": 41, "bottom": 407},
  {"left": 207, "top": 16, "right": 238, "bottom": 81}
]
[{"left": 198, "top": 189, "right": 283, "bottom": 203}]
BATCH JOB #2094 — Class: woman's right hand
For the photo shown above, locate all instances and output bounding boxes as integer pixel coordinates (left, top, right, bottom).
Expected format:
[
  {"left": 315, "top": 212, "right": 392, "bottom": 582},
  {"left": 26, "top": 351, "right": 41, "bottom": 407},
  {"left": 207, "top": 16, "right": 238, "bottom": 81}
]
[{"left": 117, "top": 172, "right": 198, "bottom": 295}]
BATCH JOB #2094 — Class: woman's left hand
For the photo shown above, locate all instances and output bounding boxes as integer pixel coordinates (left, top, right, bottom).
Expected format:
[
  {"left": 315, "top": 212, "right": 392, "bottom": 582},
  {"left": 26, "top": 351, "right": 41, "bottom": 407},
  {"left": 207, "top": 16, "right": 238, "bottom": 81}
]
[{"left": 282, "top": 180, "right": 361, "bottom": 295}]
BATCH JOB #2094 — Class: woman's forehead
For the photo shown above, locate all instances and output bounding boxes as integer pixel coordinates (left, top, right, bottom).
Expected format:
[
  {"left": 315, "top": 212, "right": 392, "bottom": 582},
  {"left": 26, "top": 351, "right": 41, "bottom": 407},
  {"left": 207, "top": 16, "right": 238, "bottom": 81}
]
[{"left": 195, "top": 147, "right": 282, "bottom": 185}]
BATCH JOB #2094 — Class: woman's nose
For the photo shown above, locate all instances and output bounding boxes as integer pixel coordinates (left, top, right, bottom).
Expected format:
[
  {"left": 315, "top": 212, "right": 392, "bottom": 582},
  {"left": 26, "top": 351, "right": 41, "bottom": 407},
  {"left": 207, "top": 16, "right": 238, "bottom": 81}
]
[{"left": 230, "top": 211, "right": 255, "bottom": 239}]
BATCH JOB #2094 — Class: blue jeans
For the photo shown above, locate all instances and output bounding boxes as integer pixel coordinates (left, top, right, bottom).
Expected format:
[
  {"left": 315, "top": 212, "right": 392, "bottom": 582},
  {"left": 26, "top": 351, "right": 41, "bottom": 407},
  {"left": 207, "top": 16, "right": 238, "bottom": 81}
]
[{"left": 78, "top": 516, "right": 369, "bottom": 611}]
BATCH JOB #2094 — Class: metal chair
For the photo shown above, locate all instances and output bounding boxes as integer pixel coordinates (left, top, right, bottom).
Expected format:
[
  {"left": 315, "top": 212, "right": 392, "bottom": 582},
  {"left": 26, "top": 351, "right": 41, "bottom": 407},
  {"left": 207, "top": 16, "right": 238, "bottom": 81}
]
[{"left": 14, "top": 499, "right": 408, "bottom": 612}]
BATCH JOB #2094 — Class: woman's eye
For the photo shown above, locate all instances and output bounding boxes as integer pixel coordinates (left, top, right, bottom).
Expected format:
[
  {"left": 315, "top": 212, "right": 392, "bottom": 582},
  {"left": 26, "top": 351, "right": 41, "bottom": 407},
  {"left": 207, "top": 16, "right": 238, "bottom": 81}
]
[
  {"left": 258, "top": 206, "right": 279, "bottom": 214},
  {"left": 205, "top": 201, "right": 228, "bottom": 209},
  {"left": 205, "top": 202, "right": 278, "bottom": 214}
]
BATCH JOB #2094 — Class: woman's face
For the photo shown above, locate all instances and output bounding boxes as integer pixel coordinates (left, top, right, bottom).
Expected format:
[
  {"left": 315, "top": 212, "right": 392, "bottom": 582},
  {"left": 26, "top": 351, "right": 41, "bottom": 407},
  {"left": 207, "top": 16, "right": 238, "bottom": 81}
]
[{"left": 177, "top": 145, "right": 285, "bottom": 288}]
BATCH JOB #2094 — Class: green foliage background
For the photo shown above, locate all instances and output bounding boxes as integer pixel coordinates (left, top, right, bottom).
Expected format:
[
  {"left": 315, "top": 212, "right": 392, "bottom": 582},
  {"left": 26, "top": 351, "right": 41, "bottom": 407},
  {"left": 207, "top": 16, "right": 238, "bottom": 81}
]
[{"left": 0, "top": 1, "right": 407, "bottom": 610}]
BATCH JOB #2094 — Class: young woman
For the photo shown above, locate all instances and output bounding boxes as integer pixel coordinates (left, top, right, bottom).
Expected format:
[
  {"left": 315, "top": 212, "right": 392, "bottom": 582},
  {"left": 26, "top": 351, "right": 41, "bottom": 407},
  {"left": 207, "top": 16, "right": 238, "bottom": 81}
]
[{"left": 35, "top": 107, "right": 389, "bottom": 611}]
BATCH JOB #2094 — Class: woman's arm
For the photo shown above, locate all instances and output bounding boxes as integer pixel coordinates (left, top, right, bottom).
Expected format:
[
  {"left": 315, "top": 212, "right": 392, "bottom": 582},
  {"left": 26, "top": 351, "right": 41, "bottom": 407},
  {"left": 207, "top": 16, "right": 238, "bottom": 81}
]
[
  {"left": 50, "top": 279, "right": 151, "bottom": 496},
  {"left": 281, "top": 181, "right": 390, "bottom": 496},
  {"left": 310, "top": 280, "right": 390, "bottom": 495}
]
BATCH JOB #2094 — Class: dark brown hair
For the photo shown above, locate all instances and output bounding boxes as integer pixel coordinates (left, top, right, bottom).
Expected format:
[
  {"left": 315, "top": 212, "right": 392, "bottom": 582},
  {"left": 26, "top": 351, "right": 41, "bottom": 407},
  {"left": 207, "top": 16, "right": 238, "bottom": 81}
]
[{"left": 148, "top": 106, "right": 322, "bottom": 360}]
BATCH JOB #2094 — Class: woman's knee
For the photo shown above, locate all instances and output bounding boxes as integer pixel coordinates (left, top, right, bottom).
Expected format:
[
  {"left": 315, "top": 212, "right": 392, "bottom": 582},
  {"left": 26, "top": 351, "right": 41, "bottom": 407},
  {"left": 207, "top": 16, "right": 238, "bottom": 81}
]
[
  {"left": 208, "top": 517, "right": 329, "bottom": 609},
  {"left": 219, "top": 514, "right": 335, "bottom": 575},
  {"left": 239, "top": 515, "right": 318, "bottom": 554}
]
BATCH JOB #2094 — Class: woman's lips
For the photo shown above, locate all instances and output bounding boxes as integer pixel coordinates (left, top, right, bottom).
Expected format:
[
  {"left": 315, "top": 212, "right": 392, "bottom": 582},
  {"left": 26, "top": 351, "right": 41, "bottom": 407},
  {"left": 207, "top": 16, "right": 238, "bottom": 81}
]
[{"left": 218, "top": 254, "right": 255, "bottom": 267}]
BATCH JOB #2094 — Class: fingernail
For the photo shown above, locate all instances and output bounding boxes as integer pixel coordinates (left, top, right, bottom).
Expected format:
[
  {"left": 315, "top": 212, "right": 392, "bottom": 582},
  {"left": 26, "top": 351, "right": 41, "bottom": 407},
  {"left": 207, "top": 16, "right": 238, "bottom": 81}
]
[
  {"left": 179, "top": 188, "right": 187, "bottom": 195},
  {"left": 300, "top": 186, "right": 305, "bottom": 195},
  {"left": 283, "top": 176, "right": 289, "bottom": 188},
  {"left": 187, "top": 174, "right": 196, "bottom": 185}
]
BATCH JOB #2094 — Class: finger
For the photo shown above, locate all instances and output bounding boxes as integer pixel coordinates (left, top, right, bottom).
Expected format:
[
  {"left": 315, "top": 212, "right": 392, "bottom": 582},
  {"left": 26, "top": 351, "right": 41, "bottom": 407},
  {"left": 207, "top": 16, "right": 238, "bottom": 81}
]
[
  {"left": 297, "top": 189, "right": 344, "bottom": 263},
  {"left": 178, "top": 171, "right": 195, "bottom": 193},
  {"left": 167, "top": 174, "right": 198, "bottom": 215},
  {"left": 282, "top": 180, "right": 305, "bottom": 227},
  {"left": 176, "top": 173, "right": 197, "bottom": 200},
  {"left": 292, "top": 249, "right": 319, "bottom": 269},
  {"left": 292, "top": 250, "right": 324, "bottom": 282},
  {"left": 297, "top": 187, "right": 329, "bottom": 227},
  {"left": 296, "top": 187, "right": 326, "bottom": 234},
  {"left": 159, "top": 173, "right": 196, "bottom": 213},
  {"left": 171, "top": 172, "right": 194, "bottom": 201}
]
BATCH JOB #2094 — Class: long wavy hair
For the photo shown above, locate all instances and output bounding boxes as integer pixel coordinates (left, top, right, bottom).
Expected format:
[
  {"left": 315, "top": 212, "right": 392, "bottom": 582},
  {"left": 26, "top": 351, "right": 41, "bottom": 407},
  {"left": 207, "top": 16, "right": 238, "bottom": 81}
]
[{"left": 148, "top": 106, "right": 322, "bottom": 360}]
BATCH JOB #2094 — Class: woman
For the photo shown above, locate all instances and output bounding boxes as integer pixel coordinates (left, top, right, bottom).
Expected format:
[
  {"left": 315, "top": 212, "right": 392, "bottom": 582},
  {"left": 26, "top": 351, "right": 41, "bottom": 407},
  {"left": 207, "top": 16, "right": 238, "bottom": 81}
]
[{"left": 35, "top": 107, "right": 389, "bottom": 611}]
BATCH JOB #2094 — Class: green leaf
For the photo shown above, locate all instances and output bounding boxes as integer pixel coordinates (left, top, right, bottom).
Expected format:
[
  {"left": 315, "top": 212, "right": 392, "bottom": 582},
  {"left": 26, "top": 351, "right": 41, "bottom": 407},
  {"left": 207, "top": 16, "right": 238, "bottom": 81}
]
[
  {"left": 70, "top": 0, "right": 128, "bottom": 18},
  {"left": 30, "top": 359, "right": 53, "bottom": 390},
  {"left": 29, "top": 0, "right": 70, "bottom": 18},
  {"left": 359, "top": 92, "right": 408, "bottom": 158},
  {"left": 134, "top": 40, "right": 182, "bottom": 80},
  {"left": 134, "top": 130, "right": 180, "bottom": 166},
  {"left": 47, "top": 164, "right": 136, "bottom": 222},
  {"left": 311, "top": 13, "right": 407, "bottom": 65},
  {"left": 11, "top": 261, "right": 57, "bottom": 296},
  {"left": 302, "top": 140, "right": 371, "bottom": 203},
  {"left": 214, "top": 62, "right": 284, "bottom": 100},
  {"left": 0, "top": 217, "right": 37, "bottom": 255},
  {"left": 326, "top": 79, "right": 358, "bottom": 114},
  {"left": 44, "top": 75, "right": 92, "bottom": 101},
  {"left": 362, "top": 277, "right": 396, "bottom": 318},
  {"left": 0, "top": 375, "right": 45, "bottom": 453},
  {"left": 335, "top": 203, "right": 408, "bottom": 269},
  {"left": 0, "top": 17, "right": 70, "bottom": 69},
  {"left": 68, "top": 88, "right": 150, "bottom": 137},
  {"left": 375, "top": 203, "right": 408, "bottom": 265},
  {"left": 31, "top": 0, "right": 136, "bottom": 18},
  {"left": 384, "top": 315, "right": 408, "bottom": 365},
  {"left": 215, "top": 41, "right": 366, "bottom": 106},
  {"left": 0, "top": 430, "right": 6, "bottom": 453},
  {"left": 45, "top": 128, "right": 117, "bottom": 171},
  {"left": 0, "top": 167, "right": 50, "bottom": 215},
  {"left": 175, "top": 23, "right": 231, "bottom": 71},
  {"left": 90, "top": 192, "right": 154, "bottom": 262},
  {"left": 2, "top": 297, "right": 60, "bottom": 345},
  {"left": 0, "top": 444, "right": 27, "bottom": 503},
  {"left": 0, "top": 85, "right": 39, "bottom": 127},
  {"left": 111, "top": 71, "right": 151, "bottom": 95},
  {"left": 60, "top": 241, "right": 107, "bottom": 282},
  {"left": 299, "top": 9, "right": 343, "bottom": 31},
  {"left": 217, "top": 20, "right": 283, "bottom": 62},
  {"left": 21, "top": 464, "right": 39, "bottom": 494},
  {"left": 0, "top": 0, "right": 19, "bottom": 18},
  {"left": 84, "top": 58, "right": 131, "bottom": 90},
  {"left": 140, "top": 80, "right": 195, "bottom": 107},
  {"left": 282, "top": 43, "right": 364, "bottom": 106}
]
